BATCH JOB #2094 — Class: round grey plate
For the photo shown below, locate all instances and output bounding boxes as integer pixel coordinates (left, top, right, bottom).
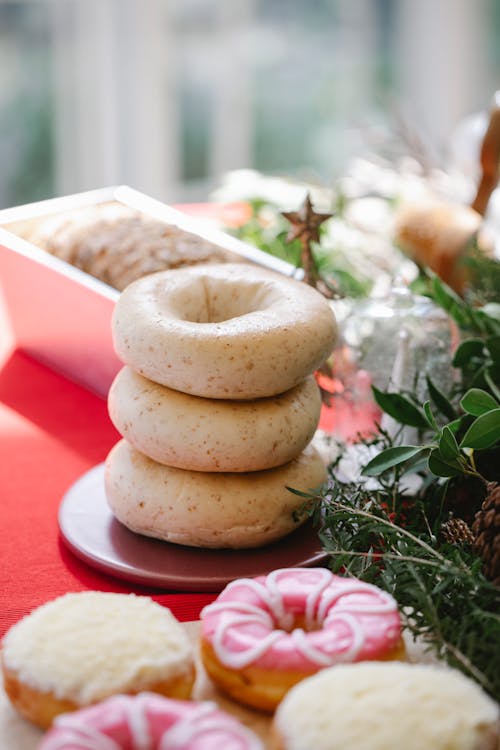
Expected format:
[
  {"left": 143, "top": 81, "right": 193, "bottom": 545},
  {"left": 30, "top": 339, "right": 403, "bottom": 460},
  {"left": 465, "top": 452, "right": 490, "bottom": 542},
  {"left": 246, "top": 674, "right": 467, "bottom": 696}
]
[{"left": 58, "top": 463, "right": 328, "bottom": 593}]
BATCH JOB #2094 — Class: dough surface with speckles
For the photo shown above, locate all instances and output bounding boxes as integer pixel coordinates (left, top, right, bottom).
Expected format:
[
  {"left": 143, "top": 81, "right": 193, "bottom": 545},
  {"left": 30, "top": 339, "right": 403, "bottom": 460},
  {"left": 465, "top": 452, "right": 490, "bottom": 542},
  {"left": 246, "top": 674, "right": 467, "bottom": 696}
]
[
  {"left": 108, "top": 367, "right": 322, "bottom": 472},
  {"left": 105, "top": 439, "right": 327, "bottom": 548},
  {"left": 112, "top": 263, "right": 337, "bottom": 399}
]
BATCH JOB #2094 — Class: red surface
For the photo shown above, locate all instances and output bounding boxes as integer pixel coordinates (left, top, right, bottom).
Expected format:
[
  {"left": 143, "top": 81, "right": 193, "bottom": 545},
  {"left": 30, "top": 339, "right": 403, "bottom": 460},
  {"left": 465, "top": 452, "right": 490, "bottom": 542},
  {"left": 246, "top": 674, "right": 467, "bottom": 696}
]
[
  {"left": 0, "top": 200, "right": 252, "bottom": 636},
  {"left": 0, "top": 199, "right": 379, "bottom": 638},
  {"left": 174, "top": 201, "right": 252, "bottom": 228},
  {"left": 0, "top": 349, "right": 217, "bottom": 638}
]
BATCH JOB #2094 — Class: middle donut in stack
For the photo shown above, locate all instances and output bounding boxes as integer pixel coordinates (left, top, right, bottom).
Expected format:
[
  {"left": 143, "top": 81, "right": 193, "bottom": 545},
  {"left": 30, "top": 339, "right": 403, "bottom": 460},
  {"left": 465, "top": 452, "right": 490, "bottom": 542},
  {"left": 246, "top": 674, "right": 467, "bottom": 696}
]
[{"left": 105, "top": 263, "right": 337, "bottom": 549}]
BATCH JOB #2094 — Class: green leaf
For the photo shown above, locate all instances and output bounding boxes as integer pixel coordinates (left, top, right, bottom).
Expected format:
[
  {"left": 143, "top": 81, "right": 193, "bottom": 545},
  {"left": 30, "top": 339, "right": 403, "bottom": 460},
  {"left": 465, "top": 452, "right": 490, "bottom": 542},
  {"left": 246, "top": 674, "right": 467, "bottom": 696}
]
[
  {"left": 428, "top": 448, "right": 462, "bottom": 478},
  {"left": 439, "top": 426, "right": 460, "bottom": 461},
  {"left": 452, "top": 339, "right": 485, "bottom": 367},
  {"left": 447, "top": 416, "right": 465, "bottom": 434},
  {"left": 362, "top": 446, "right": 428, "bottom": 477},
  {"left": 426, "top": 377, "right": 457, "bottom": 421},
  {"left": 372, "top": 387, "right": 428, "bottom": 429},
  {"left": 470, "top": 365, "right": 488, "bottom": 389},
  {"left": 460, "top": 388, "right": 499, "bottom": 416},
  {"left": 486, "top": 335, "right": 500, "bottom": 365},
  {"left": 484, "top": 369, "right": 500, "bottom": 402},
  {"left": 423, "top": 400, "right": 438, "bottom": 431},
  {"left": 431, "top": 274, "right": 463, "bottom": 310},
  {"left": 473, "top": 310, "right": 500, "bottom": 336},
  {"left": 402, "top": 453, "right": 433, "bottom": 476},
  {"left": 431, "top": 274, "right": 500, "bottom": 335},
  {"left": 431, "top": 275, "right": 475, "bottom": 330},
  {"left": 460, "top": 409, "right": 500, "bottom": 449}
]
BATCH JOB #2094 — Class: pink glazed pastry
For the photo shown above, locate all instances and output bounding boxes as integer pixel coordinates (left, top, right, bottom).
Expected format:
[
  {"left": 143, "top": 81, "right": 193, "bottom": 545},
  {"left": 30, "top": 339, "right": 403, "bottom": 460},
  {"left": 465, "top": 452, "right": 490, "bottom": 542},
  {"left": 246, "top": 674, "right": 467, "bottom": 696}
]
[
  {"left": 200, "top": 567, "right": 405, "bottom": 711},
  {"left": 38, "top": 693, "right": 264, "bottom": 750}
]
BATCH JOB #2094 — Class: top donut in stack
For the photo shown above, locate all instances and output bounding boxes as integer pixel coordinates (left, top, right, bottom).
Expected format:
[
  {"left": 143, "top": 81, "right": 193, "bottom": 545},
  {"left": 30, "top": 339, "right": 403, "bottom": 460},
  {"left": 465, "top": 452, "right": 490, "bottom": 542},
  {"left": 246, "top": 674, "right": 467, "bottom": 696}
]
[{"left": 105, "top": 263, "right": 337, "bottom": 549}]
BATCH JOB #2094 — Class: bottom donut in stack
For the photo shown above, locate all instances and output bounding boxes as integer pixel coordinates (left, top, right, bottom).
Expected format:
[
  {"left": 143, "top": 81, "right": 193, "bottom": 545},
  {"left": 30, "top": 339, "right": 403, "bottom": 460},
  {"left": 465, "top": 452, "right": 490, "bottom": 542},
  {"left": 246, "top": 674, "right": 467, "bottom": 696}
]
[
  {"left": 105, "top": 439, "right": 326, "bottom": 549},
  {"left": 105, "top": 263, "right": 337, "bottom": 549}
]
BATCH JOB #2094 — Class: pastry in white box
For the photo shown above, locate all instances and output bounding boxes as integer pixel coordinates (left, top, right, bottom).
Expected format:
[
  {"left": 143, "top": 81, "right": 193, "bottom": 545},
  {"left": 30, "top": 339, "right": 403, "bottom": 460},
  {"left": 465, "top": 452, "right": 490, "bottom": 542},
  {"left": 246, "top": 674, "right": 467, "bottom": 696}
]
[{"left": 10, "top": 201, "right": 241, "bottom": 291}]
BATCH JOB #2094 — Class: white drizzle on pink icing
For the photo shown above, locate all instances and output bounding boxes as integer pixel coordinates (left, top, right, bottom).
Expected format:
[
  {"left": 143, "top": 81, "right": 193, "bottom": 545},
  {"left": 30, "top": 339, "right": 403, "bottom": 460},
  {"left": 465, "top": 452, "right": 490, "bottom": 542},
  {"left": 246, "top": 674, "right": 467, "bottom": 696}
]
[
  {"left": 42, "top": 716, "right": 122, "bottom": 750},
  {"left": 158, "top": 702, "right": 261, "bottom": 749},
  {"left": 201, "top": 568, "right": 400, "bottom": 670},
  {"left": 39, "top": 694, "right": 263, "bottom": 750}
]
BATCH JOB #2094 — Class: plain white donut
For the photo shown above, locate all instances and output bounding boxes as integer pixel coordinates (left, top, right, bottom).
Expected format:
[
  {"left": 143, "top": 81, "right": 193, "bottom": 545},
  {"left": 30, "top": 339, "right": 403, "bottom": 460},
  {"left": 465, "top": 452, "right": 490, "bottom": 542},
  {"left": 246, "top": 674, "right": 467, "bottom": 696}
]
[
  {"left": 105, "top": 439, "right": 327, "bottom": 549},
  {"left": 112, "top": 263, "right": 337, "bottom": 399},
  {"left": 108, "top": 367, "right": 322, "bottom": 472}
]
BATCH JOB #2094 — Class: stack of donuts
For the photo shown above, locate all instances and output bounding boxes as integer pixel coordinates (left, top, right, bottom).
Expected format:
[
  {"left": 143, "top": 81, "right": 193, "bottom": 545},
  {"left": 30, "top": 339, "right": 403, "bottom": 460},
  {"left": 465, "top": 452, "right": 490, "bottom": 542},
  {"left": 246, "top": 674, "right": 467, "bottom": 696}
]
[{"left": 105, "top": 263, "right": 337, "bottom": 548}]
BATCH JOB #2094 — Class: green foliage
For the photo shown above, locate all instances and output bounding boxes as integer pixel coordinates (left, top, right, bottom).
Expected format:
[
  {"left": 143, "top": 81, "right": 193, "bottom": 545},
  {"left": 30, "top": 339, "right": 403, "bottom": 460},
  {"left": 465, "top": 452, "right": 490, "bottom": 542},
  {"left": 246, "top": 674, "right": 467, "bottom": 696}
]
[
  {"left": 362, "top": 445, "right": 426, "bottom": 476},
  {"left": 430, "top": 274, "right": 500, "bottom": 336},
  {"left": 464, "top": 247, "right": 500, "bottom": 306},
  {"left": 300, "top": 476, "right": 500, "bottom": 699},
  {"left": 301, "top": 281, "right": 500, "bottom": 699},
  {"left": 232, "top": 199, "right": 371, "bottom": 298},
  {"left": 460, "top": 388, "right": 498, "bottom": 416},
  {"left": 362, "top": 295, "right": 500, "bottom": 484},
  {"left": 371, "top": 387, "right": 428, "bottom": 429}
]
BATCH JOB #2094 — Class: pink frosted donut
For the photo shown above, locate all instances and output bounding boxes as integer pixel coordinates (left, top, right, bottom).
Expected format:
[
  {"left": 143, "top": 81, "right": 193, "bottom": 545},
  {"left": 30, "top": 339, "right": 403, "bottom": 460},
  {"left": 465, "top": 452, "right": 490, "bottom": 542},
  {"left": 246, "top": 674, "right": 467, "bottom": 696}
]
[
  {"left": 38, "top": 693, "right": 264, "bottom": 749},
  {"left": 200, "top": 568, "right": 405, "bottom": 711}
]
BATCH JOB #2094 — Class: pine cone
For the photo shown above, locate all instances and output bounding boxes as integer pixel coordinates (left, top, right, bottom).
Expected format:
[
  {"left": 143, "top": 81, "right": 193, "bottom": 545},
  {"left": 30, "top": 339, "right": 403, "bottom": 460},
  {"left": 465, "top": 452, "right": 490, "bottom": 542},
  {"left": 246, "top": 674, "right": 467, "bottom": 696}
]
[
  {"left": 444, "top": 476, "right": 486, "bottom": 526},
  {"left": 472, "top": 482, "right": 500, "bottom": 586},
  {"left": 441, "top": 517, "right": 474, "bottom": 545}
]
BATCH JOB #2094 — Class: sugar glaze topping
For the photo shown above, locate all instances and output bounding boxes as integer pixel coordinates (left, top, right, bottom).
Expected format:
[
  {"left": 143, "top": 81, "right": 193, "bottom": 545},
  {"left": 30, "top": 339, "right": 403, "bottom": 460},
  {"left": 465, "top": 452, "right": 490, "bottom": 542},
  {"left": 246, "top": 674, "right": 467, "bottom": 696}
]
[{"left": 201, "top": 568, "right": 401, "bottom": 670}]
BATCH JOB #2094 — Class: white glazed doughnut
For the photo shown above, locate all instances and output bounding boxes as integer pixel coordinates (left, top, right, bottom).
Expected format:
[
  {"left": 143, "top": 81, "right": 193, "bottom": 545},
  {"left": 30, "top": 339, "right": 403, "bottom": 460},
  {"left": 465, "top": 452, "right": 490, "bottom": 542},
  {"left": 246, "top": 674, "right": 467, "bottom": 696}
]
[
  {"left": 105, "top": 439, "right": 327, "bottom": 548},
  {"left": 1, "top": 593, "right": 194, "bottom": 729},
  {"left": 108, "top": 367, "right": 322, "bottom": 472},
  {"left": 272, "top": 662, "right": 500, "bottom": 750},
  {"left": 112, "top": 263, "right": 337, "bottom": 399}
]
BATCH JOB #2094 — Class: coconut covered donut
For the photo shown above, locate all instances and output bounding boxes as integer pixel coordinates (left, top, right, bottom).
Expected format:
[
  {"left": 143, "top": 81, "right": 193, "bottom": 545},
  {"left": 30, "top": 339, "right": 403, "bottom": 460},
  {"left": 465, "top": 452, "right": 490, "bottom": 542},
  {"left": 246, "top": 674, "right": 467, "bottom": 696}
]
[
  {"left": 112, "top": 263, "right": 337, "bottom": 399},
  {"left": 272, "top": 662, "right": 500, "bottom": 750},
  {"left": 108, "top": 367, "right": 322, "bottom": 472},
  {"left": 200, "top": 568, "right": 405, "bottom": 711},
  {"left": 1, "top": 593, "right": 194, "bottom": 729},
  {"left": 39, "top": 693, "right": 264, "bottom": 750},
  {"left": 105, "top": 439, "right": 326, "bottom": 548}
]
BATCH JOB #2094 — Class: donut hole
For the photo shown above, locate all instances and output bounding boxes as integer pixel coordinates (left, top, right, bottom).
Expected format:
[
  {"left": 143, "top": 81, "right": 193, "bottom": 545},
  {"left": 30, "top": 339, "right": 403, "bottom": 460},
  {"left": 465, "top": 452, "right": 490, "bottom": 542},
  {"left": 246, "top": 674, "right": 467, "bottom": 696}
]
[
  {"left": 166, "top": 275, "right": 279, "bottom": 324},
  {"left": 273, "top": 612, "right": 323, "bottom": 633}
]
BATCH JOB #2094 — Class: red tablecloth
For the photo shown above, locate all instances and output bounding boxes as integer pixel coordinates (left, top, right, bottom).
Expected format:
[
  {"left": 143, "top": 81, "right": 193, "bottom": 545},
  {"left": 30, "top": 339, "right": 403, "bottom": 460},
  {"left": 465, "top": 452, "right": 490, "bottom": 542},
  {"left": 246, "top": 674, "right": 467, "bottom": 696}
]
[
  {"left": 0, "top": 195, "right": 381, "bottom": 639},
  {"left": 0, "top": 347, "right": 216, "bottom": 638}
]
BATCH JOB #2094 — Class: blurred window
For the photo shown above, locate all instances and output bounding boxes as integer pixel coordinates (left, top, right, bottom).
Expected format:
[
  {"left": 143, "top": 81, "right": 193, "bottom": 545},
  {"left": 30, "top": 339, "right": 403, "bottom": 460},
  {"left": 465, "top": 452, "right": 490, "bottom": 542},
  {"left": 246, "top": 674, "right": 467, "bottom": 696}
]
[{"left": 0, "top": 0, "right": 499, "bottom": 207}]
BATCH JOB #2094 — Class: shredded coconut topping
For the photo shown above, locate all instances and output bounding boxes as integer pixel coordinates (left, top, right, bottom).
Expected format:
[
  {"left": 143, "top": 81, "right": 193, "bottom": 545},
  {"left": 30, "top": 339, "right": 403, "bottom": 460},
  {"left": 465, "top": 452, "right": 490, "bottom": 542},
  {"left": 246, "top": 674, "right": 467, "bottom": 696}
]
[{"left": 2, "top": 593, "right": 193, "bottom": 704}]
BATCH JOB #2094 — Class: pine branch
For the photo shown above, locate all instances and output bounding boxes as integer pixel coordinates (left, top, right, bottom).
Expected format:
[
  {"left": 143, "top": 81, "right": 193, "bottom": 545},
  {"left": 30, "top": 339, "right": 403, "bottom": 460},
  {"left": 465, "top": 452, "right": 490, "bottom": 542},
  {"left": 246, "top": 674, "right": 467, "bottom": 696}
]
[{"left": 301, "top": 477, "right": 500, "bottom": 700}]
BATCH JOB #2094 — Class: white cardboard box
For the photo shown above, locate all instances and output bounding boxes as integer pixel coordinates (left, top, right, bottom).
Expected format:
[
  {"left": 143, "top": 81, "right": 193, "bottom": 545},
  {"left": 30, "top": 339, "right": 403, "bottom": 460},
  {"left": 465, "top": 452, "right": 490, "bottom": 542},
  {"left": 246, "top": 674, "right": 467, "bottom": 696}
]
[{"left": 0, "top": 185, "right": 301, "bottom": 398}]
